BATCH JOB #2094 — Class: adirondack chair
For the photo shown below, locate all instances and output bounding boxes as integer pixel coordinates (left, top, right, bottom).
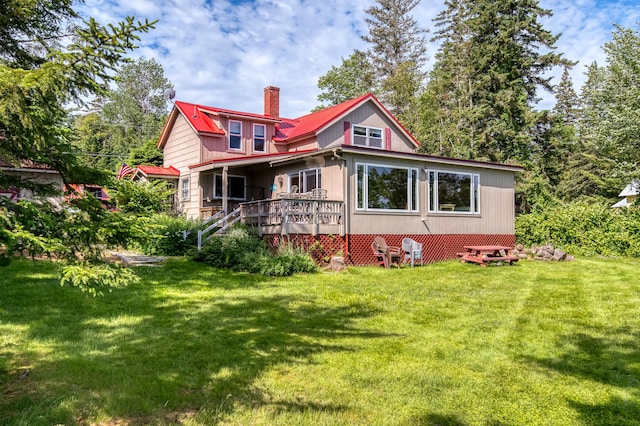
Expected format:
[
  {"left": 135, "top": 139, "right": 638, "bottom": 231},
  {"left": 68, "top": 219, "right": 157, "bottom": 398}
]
[
  {"left": 372, "top": 236, "right": 401, "bottom": 268},
  {"left": 401, "top": 238, "right": 423, "bottom": 267}
]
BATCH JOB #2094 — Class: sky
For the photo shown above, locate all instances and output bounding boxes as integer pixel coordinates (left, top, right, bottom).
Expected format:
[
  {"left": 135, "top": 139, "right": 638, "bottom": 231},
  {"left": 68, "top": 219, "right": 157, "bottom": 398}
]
[{"left": 77, "top": 0, "right": 640, "bottom": 118}]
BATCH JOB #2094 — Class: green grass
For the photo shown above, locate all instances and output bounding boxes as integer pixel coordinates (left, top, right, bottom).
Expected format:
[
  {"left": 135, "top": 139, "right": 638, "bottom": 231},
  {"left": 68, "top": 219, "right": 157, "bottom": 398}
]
[{"left": 1, "top": 257, "right": 639, "bottom": 425}]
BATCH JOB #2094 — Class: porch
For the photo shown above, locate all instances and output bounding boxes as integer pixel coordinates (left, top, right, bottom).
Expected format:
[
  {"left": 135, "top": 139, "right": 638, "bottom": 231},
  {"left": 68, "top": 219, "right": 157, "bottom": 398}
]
[{"left": 241, "top": 197, "right": 344, "bottom": 236}]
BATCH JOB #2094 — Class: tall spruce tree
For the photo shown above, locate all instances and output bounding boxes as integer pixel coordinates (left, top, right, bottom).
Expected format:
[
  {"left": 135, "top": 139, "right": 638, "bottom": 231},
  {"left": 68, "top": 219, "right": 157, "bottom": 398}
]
[
  {"left": 362, "top": 0, "right": 428, "bottom": 131},
  {"left": 418, "top": 0, "right": 572, "bottom": 164}
]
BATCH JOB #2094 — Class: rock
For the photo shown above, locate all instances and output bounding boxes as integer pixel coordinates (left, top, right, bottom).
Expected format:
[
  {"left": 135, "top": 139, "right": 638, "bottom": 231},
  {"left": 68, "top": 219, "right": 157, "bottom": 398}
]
[{"left": 553, "top": 248, "right": 567, "bottom": 261}]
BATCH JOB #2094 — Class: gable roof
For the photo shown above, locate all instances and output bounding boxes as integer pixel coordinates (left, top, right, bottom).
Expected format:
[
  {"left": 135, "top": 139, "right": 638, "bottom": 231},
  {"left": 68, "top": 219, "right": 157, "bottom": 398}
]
[
  {"left": 619, "top": 181, "right": 639, "bottom": 197},
  {"left": 273, "top": 93, "right": 420, "bottom": 148},
  {"left": 158, "top": 101, "right": 283, "bottom": 149},
  {"left": 158, "top": 93, "right": 420, "bottom": 150},
  {"left": 134, "top": 165, "right": 180, "bottom": 179}
]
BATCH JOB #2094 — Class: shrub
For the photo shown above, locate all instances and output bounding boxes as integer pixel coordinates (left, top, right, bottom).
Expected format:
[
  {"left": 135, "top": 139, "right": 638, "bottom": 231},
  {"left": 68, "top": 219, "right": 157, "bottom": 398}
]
[
  {"left": 188, "top": 225, "right": 318, "bottom": 276},
  {"left": 137, "top": 214, "right": 199, "bottom": 256},
  {"left": 516, "top": 199, "right": 640, "bottom": 257}
]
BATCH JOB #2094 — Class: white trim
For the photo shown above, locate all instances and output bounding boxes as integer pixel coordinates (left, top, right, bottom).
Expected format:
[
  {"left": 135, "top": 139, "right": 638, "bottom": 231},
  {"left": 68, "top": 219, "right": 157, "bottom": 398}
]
[
  {"left": 181, "top": 176, "right": 191, "bottom": 201},
  {"left": 228, "top": 120, "right": 242, "bottom": 151},
  {"left": 428, "top": 169, "right": 480, "bottom": 215},
  {"left": 352, "top": 124, "right": 384, "bottom": 149},
  {"left": 253, "top": 123, "right": 266, "bottom": 153},
  {"left": 356, "top": 162, "right": 419, "bottom": 212}
]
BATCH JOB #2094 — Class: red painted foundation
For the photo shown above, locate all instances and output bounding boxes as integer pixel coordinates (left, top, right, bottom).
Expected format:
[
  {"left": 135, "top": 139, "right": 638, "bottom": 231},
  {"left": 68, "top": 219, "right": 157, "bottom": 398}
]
[{"left": 265, "top": 234, "right": 516, "bottom": 266}]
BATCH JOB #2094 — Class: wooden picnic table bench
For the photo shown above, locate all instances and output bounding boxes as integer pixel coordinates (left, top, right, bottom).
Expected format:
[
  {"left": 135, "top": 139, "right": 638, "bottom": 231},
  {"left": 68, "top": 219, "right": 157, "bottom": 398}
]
[{"left": 458, "top": 245, "right": 519, "bottom": 267}]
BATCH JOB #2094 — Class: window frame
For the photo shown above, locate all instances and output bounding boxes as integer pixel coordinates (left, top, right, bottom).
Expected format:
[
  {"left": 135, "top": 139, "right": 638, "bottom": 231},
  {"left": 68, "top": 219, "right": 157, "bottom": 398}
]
[
  {"left": 355, "top": 162, "right": 419, "bottom": 212},
  {"left": 181, "top": 177, "right": 190, "bottom": 201},
  {"left": 228, "top": 120, "right": 242, "bottom": 151},
  {"left": 352, "top": 124, "right": 384, "bottom": 149},
  {"left": 214, "top": 173, "right": 246, "bottom": 201},
  {"left": 289, "top": 168, "right": 322, "bottom": 193},
  {"left": 253, "top": 123, "right": 266, "bottom": 153},
  {"left": 428, "top": 169, "right": 480, "bottom": 215}
]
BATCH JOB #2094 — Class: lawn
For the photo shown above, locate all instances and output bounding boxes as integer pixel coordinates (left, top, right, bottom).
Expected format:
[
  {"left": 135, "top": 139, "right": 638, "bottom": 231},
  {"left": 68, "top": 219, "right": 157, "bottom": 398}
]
[{"left": 1, "top": 257, "right": 639, "bottom": 425}]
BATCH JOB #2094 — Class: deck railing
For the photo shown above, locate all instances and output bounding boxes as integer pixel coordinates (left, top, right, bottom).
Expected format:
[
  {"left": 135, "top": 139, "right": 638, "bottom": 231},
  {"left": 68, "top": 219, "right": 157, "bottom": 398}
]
[{"left": 240, "top": 198, "right": 344, "bottom": 236}]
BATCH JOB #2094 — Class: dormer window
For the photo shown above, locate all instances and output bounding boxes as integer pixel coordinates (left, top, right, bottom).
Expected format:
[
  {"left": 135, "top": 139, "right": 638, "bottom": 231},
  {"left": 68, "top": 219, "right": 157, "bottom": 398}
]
[
  {"left": 229, "top": 120, "right": 242, "bottom": 150},
  {"left": 353, "top": 125, "right": 383, "bottom": 149}
]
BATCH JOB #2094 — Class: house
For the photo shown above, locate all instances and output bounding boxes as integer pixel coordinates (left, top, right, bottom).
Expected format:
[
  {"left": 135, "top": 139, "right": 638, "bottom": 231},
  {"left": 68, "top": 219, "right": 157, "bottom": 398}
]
[
  {"left": 612, "top": 181, "right": 638, "bottom": 208},
  {"left": 156, "top": 86, "right": 524, "bottom": 265},
  {"left": 65, "top": 184, "right": 113, "bottom": 209},
  {"left": 0, "top": 160, "right": 63, "bottom": 207}
]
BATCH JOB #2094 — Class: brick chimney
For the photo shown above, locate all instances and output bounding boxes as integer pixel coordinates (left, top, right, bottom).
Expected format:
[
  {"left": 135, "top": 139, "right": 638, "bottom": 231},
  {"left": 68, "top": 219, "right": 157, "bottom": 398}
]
[{"left": 264, "top": 86, "right": 280, "bottom": 118}]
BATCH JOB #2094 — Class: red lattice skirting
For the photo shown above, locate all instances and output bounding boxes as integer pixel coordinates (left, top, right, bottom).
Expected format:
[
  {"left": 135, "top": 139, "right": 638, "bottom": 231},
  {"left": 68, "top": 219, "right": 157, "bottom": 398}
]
[{"left": 265, "top": 233, "right": 516, "bottom": 266}]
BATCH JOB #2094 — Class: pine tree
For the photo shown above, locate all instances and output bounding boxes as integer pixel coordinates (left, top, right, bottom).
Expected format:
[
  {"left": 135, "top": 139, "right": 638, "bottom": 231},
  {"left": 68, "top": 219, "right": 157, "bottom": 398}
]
[
  {"left": 418, "top": 0, "right": 572, "bottom": 164},
  {"left": 361, "top": 0, "right": 429, "bottom": 131}
]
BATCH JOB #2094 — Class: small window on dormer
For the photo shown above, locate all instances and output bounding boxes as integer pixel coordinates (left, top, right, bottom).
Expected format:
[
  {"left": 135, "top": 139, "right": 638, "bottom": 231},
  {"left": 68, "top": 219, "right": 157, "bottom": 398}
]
[
  {"left": 253, "top": 124, "right": 265, "bottom": 152},
  {"left": 353, "top": 125, "right": 383, "bottom": 149},
  {"left": 229, "top": 120, "right": 242, "bottom": 150}
]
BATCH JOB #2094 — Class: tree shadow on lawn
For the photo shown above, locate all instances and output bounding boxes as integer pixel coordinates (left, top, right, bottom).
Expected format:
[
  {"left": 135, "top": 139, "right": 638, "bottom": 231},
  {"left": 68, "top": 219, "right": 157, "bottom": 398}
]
[
  {"left": 1, "top": 262, "right": 391, "bottom": 424},
  {"left": 521, "top": 325, "right": 640, "bottom": 424}
]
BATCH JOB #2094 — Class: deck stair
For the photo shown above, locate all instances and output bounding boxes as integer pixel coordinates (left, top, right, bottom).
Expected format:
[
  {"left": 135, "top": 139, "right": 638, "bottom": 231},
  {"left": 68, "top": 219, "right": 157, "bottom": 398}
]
[{"left": 197, "top": 207, "right": 241, "bottom": 249}]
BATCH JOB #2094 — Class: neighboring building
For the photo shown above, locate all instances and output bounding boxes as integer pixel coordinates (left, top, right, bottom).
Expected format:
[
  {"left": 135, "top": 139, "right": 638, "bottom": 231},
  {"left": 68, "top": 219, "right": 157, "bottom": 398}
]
[
  {"left": 0, "top": 160, "right": 63, "bottom": 206},
  {"left": 612, "top": 181, "right": 639, "bottom": 208},
  {"left": 65, "top": 184, "right": 112, "bottom": 209},
  {"left": 157, "top": 86, "right": 524, "bottom": 264}
]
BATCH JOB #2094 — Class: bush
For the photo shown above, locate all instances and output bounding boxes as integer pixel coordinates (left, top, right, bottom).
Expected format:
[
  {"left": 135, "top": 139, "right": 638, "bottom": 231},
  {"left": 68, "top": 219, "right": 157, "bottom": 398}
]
[
  {"left": 137, "top": 214, "right": 199, "bottom": 256},
  {"left": 516, "top": 199, "right": 640, "bottom": 257},
  {"left": 188, "top": 225, "right": 317, "bottom": 276}
]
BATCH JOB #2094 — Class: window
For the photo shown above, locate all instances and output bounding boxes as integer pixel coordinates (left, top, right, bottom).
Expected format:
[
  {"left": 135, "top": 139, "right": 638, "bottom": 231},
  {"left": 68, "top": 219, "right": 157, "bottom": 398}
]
[
  {"left": 228, "top": 120, "right": 242, "bottom": 150},
  {"left": 353, "top": 125, "right": 383, "bottom": 149},
  {"left": 181, "top": 177, "right": 190, "bottom": 200},
  {"left": 289, "top": 168, "right": 322, "bottom": 193},
  {"left": 253, "top": 124, "right": 265, "bottom": 152},
  {"left": 356, "top": 163, "right": 418, "bottom": 212},
  {"left": 428, "top": 170, "right": 480, "bottom": 214},
  {"left": 214, "top": 174, "right": 246, "bottom": 200}
]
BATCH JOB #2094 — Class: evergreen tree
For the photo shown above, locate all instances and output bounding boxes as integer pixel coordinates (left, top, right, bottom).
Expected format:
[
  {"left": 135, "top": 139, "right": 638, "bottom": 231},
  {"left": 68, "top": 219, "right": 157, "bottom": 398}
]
[
  {"left": 418, "top": 0, "right": 572, "bottom": 164},
  {"left": 361, "top": 0, "right": 429, "bottom": 131}
]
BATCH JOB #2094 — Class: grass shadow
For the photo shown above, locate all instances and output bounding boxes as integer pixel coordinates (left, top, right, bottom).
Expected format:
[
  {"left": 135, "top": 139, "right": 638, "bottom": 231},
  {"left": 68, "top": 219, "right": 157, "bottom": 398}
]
[
  {"left": 1, "top": 259, "right": 388, "bottom": 424},
  {"left": 521, "top": 324, "right": 640, "bottom": 424}
]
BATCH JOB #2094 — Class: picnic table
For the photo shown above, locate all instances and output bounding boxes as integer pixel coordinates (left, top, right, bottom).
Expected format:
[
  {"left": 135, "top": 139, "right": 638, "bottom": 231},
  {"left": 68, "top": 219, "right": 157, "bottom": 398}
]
[{"left": 458, "top": 245, "right": 518, "bottom": 267}]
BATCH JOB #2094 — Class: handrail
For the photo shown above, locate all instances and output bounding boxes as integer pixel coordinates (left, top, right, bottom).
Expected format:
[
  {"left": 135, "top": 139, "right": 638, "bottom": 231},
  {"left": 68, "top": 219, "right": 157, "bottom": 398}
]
[{"left": 197, "top": 207, "right": 242, "bottom": 249}]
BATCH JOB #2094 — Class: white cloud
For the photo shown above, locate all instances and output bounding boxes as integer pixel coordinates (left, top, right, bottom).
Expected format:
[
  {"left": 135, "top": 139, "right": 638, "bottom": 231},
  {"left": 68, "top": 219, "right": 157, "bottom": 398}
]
[{"left": 77, "top": 0, "right": 635, "bottom": 117}]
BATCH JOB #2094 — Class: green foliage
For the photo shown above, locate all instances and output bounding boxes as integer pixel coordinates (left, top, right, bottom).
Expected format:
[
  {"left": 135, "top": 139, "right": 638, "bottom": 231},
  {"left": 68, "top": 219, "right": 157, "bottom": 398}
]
[
  {"left": 137, "top": 214, "right": 199, "bottom": 256},
  {"left": 516, "top": 200, "right": 640, "bottom": 256},
  {"left": 316, "top": 50, "right": 376, "bottom": 110},
  {"left": 189, "top": 225, "right": 317, "bottom": 276},
  {"left": 60, "top": 262, "right": 139, "bottom": 297},
  {"left": 111, "top": 179, "right": 174, "bottom": 215},
  {"left": 419, "top": 0, "right": 572, "bottom": 164}
]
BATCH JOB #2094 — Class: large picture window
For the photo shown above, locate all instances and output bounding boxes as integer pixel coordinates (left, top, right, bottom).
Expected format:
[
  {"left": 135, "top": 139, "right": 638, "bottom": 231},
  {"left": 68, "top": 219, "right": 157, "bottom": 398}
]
[
  {"left": 356, "top": 163, "right": 418, "bottom": 212},
  {"left": 228, "top": 120, "right": 242, "bottom": 150},
  {"left": 352, "top": 125, "right": 383, "bottom": 149},
  {"left": 289, "top": 168, "right": 322, "bottom": 193},
  {"left": 214, "top": 174, "right": 246, "bottom": 200},
  {"left": 428, "top": 170, "right": 480, "bottom": 214},
  {"left": 253, "top": 124, "right": 265, "bottom": 152}
]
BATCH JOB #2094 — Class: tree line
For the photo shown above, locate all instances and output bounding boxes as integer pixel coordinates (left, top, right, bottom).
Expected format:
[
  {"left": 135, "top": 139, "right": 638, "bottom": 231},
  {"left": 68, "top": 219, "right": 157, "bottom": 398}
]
[{"left": 317, "top": 0, "right": 640, "bottom": 210}]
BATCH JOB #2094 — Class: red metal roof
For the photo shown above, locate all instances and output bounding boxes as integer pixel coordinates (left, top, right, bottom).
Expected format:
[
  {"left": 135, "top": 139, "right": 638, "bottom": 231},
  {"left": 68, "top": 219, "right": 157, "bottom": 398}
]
[
  {"left": 136, "top": 165, "right": 180, "bottom": 177},
  {"left": 159, "top": 92, "right": 420, "bottom": 151},
  {"left": 173, "top": 101, "right": 226, "bottom": 136},
  {"left": 274, "top": 93, "right": 372, "bottom": 143}
]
